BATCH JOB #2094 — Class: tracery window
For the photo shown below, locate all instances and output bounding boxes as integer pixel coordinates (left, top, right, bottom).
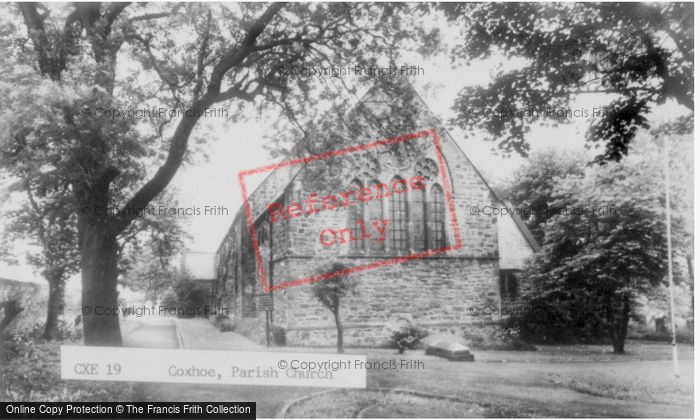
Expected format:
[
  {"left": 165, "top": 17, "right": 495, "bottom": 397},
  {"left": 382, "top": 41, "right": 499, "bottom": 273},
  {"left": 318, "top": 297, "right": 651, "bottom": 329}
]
[
  {"left": 389, "top": 176, "right": 409, "bottom": 251},
  {"left": 428, "top": 184, "right": 446, "bottom": 249},
  {"left": 348, "top": 179, "right": 364, "bottom": 251},
  {"left": 411, "top": 187, "right": 427, "bottom": 251},
  {"left": 367, "top": 179, "right": 384, "bottom": 252}
]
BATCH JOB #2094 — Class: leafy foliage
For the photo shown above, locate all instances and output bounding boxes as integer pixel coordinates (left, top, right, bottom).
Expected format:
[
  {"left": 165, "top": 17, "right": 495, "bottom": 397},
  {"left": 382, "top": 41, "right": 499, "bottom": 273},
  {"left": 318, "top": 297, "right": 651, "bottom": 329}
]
[
  {"left": 271, "top": 324, "right": 287, "bottom": 346},
  {"left": 211, "top": 313, "right": 237, "bottom": 332},
  {"left": 514, "top": 296, "right": 609, "bottom": 344},
  {"left": 160, "top": 272, "right": 209, "bottom": 318},
  {"left": 443, "top": 3, "right": 693, "bottom": 162},
  {"left": 638, "top": 328, "right": 694, "bottom": 345},
  {"left": 311, "top": 263, "right": 357, "bottom": 316},
  {"left": 312, "top": 263, "right": 356, "bottom": 353},
  {"left": 0, "top": 3, "right": 424, "bottom": 344},
  {"left": 1, "top": 321, "right": 132, "bottom": 401},
  {"left": 498, "top": 149, "right": 585, "bottom": 243},
  {"left": 118, "top": 191, "right": 190, "bottom": 300},
  {"left": 515, "top": 130, "right": 691, "bottom": 352},
  {"left": 390, "top": 325, "right": 428, "bottom": 353}
]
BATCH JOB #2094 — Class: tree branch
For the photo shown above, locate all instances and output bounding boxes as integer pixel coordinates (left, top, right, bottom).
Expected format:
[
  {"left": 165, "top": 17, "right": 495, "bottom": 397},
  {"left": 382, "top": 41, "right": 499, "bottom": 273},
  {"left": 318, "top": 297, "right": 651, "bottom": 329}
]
[
  {"left": 128, "top": 11, "right": 174, "bottom": 24},
  {"left": 104, "top": 2, "right": 130, "bottom": 29},
  {"left": 207, "top": 2, "right": 286, "bottom": 95},
  {"left": 112, "top": 2, "right": 286, "bottom": 234},
  {"left": 18, "top": 2, "right": 60, "bottom": 80}
]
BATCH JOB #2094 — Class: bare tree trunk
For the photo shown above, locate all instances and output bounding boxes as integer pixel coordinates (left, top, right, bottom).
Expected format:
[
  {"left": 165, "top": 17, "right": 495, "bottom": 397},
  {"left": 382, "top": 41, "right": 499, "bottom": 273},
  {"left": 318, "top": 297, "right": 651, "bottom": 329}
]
[
  {"left": 80, "top": 221, "right": 122, "bottom": 346},
  {"left": 44, "top": 276, "right": 65, "bottom": 340},
  {"left": 611, "top": 296, "right": 630, "bottom": 354},
  {"left": 333, "top": 310, "right": 344, "bottom": 354}
]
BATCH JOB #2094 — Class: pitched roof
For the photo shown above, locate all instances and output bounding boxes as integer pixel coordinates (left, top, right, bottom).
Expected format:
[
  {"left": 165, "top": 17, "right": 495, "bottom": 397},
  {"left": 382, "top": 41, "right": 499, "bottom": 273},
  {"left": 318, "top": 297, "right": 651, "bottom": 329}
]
[{"left": 218, "top": 79, "right": 540, "bottom": 254}]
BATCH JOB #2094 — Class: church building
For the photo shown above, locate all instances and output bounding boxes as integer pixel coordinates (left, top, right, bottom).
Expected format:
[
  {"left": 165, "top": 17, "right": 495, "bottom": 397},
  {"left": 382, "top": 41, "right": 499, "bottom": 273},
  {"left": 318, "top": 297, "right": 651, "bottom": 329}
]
[{"left": 212, "top": 80, "right": 539, "bottom": 346}]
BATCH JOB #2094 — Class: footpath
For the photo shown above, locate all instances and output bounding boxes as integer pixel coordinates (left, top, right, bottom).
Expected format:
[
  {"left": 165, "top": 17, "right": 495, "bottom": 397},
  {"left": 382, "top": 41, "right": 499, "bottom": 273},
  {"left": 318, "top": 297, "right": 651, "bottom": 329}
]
[{"left": 174, "top": 318, "right": 263, "bottom": 350}]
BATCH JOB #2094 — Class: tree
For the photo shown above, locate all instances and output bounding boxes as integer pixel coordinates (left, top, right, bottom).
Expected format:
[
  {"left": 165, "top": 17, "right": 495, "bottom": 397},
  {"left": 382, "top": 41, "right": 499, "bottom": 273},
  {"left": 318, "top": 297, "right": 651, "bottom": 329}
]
[
  {"left": 519, "top": 130, "right": 691, "bottom": 353},
  {"left": 118, "top": 192, "right": 190, "bottom": 301},
  {"left": 0, "top": 294, "right": 24, "bottom": 333},
  {"left": 498, "top": 149, "right": 585, "bottom": 243},
  {"left": 443, "top": 3, "right": 693, "bottom": 162},
  {"left": 0, "top": 175, "right": 187, "bottom": 339},
  {"left": 0, "top": 3, "right": 416, "bottom": 345},
  {"left": 1, "top": 180, "right": 78, "bottom": 340},
  {"left": 311, "top": 263, "right": 356, "bottom": 353},
  {"left": 120, "top": 246, "right": 178, "bottom": 302}
]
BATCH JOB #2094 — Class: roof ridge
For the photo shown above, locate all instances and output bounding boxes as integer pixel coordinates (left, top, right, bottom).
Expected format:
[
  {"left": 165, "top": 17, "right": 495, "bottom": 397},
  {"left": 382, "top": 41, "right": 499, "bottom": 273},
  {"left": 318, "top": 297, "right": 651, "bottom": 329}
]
[{"left": 217, "top": 79, "right": 540, "bottom": 254}]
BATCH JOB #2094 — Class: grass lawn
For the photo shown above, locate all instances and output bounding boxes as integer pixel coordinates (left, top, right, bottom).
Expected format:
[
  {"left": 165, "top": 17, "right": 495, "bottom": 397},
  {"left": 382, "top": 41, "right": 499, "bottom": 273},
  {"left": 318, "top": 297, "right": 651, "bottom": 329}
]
[
  {"left": 134, "top": 320, "right": 692, "bottom": 417},
  {"left": 287, "top": 390, "right": 490, "bottom": 418},
  {"left": 548, "top": 362, "right": 693, "bottom": 406},
  {"left": 140, "top": 341, "right": 693, "bottom": 417}
]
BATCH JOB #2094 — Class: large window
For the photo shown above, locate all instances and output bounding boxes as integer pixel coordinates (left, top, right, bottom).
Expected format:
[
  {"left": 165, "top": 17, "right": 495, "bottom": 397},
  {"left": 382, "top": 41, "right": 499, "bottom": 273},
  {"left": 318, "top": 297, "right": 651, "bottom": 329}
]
[
  {"left": 389, "top": 176, "right": 409, "bottom": 251},
  {"left": 367, "top": 179, "right": 384, "bottom": 252},
  {"left": 343, "top": 169, "right": 447, "bottom": 254},
  {"left": 348, "top": 179, "right": 364, "bottom": 251},
  {"left": 411, "top": 187, "right": 426, "bottom": 251},
  {"left": 427, "top": 184, "right": 446, "bottom": 249}
]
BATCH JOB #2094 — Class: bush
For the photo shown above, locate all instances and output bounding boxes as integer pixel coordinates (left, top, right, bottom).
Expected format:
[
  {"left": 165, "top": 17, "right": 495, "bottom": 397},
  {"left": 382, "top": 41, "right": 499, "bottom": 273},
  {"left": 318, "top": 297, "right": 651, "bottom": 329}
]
[
  {"left": 160, "top": 288, "right": 178, "bottom": 310},
  {"left": 1, "top": 322, "right": 133, "bottom": 401},
  {"left": 272, "top": 324, "right": 286, "bottom": 346},
  {"left": 489, "top": 325, "right": 537, "bottom": 351},
  {"left": 210, "top": 314, "right": 237, "bottom": 332},
  {"left": 463, "top": 331, "right": 486, "bottom": 347},
  {"left": 390, "top": 325, "right": 428, "bottom": 354},
  {"left": 638, "top": 329, "right": 694, "bottom": 345},
  {"left": 463, "top": 326, "right": 537, "bottom": 351},
  {"left": 160, "top": 276, "right": 209, "bottom": 318},
  {"left": 513, "top": 295, "right": 608, "bottom": 344},
  {"left": 677, "top": 329, "right": 694, "bottom": 344}
]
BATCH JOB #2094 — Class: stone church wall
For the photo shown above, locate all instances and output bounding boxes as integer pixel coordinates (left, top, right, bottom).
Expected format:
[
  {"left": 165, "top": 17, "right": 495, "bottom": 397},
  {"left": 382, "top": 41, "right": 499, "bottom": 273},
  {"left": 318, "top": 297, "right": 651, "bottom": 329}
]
[
  {"left": 213, "top": 82, "right": 537, "bottom": 347},
  {"left": 281, "top": 257, "right": 502, "bottom": 346}
]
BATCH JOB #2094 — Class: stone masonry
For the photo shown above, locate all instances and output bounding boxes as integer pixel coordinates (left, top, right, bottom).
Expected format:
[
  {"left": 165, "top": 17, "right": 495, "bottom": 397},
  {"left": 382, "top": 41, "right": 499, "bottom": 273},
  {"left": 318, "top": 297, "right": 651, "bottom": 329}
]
[{"left": 212, "top": 80, "right": 539, "bottom": 346}]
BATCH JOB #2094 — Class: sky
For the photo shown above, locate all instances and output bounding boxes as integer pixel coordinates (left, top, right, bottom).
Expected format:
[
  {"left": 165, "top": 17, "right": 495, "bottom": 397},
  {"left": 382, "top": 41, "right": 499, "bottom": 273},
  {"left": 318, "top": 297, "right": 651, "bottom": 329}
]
[{"left": 0, "top": 12, "right": 690, "bottom": 287}]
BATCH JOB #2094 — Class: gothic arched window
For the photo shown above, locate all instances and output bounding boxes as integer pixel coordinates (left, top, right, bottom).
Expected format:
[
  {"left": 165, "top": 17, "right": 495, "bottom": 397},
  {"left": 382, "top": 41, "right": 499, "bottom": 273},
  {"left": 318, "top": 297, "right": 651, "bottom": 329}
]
[
  {"left": 389, "top": 176, "right": 409, "bottom": 251},
  {"left": 348, "top": 179, "right": 364, "bottom": 251},
  {"left": 367, "top": 179, "right": 384, "bottom": 252},
  {"left": 428, "top": 184, "right": 446, "bottom": 249},
  {"left": 411, "top": 186, "right": 427, "bottom": 251}
]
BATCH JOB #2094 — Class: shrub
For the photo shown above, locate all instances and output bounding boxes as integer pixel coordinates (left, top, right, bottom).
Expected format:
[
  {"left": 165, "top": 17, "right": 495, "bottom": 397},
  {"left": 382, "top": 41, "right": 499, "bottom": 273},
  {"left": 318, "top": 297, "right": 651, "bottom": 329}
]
[
  {"left": 489, "top": 325, "right": 537, "bottom": 351},
  {"left": 160, "top": 276, "right": 209, "bottom": 318},
  {"left": 677, "top": 329, "right": 694, "bottom": 344},
  {"left": 390, "top": 325, "right": 428, "bottom": 354},
  {"left": 272, "top": 324, "right": 286, "bottom": 346},
  {"left": 160, "top": 288, "right": 178, "bottom": 309},
  {"left": 463, "top": 331, "right": 486, "bottom": 347},
  {"left": 211, "top": 314, "right": 237, "bottom": 332},
  {"left": 1, "top": 322, "right": 133, "bottom": 401},
  {"left": 513, "top": 295, "right": 607, "bottom": 344},
  {"left": 638, "top": 329, "right": 694, "bottom": 345},
  {"left": 463, "top": 326, "right": 537, "bottom": 351}
]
